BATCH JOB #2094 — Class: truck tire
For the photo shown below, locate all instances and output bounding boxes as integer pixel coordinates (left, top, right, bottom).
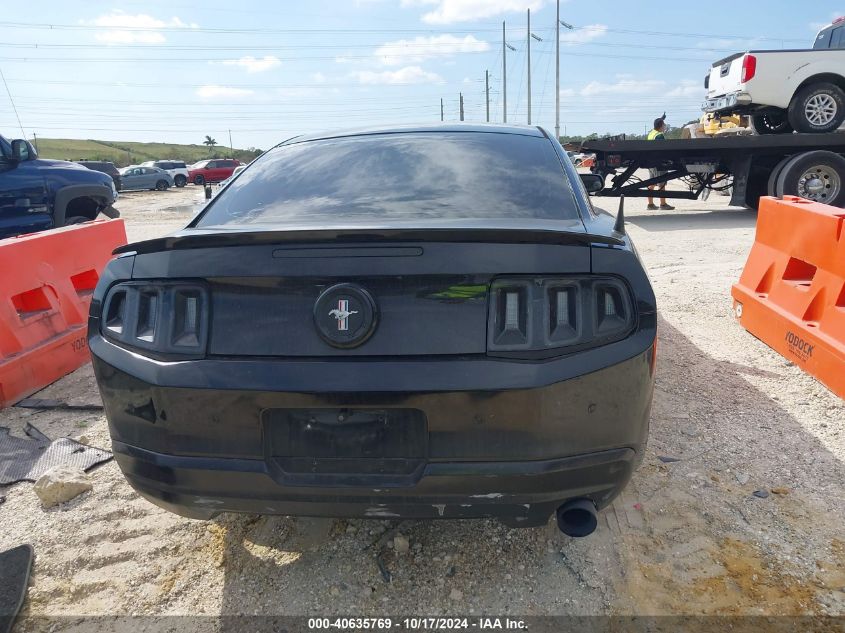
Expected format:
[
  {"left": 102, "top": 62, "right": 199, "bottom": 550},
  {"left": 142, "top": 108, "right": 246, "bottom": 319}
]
[
  {"left": 751, "top": 110, "right": 793, "bottom": 135},
  {"left": 775, "top": 150, "right": 845, "bottom": 206},
  {"left": 787, "top": 82, "right": 845, "bottom": 134},
  {"left": 767, "top": 155, "right": 795, "bottom": 196}
]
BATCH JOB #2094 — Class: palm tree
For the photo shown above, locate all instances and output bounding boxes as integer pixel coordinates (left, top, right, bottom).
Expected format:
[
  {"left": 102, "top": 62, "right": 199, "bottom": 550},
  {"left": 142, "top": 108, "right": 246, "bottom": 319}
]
[{"left": 203, "top": 135, "right": 217, "bottom": 154}]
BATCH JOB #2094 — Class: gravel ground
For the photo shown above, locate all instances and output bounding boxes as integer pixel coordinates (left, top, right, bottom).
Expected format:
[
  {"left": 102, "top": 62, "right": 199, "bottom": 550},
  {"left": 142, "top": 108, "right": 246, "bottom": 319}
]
[{"left": 1, "top": 183, "right": 843, "bottom": 626}]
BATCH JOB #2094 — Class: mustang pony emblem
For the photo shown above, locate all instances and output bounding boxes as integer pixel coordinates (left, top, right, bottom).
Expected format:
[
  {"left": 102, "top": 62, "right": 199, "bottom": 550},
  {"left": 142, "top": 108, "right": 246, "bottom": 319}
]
[{"left": 328, "top": 299, "right": 358, "bottom": 331}]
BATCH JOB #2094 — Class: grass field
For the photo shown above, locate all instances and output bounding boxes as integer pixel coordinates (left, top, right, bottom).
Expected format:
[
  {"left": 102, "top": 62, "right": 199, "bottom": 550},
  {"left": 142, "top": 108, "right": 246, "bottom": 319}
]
[{"left": 34, "top": 138, "right": 262, "bottom": 167}]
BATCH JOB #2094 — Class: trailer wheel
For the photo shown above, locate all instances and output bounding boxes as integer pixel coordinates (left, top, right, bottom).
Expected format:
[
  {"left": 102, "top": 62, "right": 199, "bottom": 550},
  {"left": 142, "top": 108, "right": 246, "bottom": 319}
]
[
  {"left": 775, "top": 150, "right": 845, "bottom": 207},
  {"left": 751, "top": 110, "right": 793, "bottom": 135},
  {"left": 767, "top": 156, "right": 794, "bottom": 196},
  {"left": 787, "top": 82, "right": 845, "bottom": 134}
]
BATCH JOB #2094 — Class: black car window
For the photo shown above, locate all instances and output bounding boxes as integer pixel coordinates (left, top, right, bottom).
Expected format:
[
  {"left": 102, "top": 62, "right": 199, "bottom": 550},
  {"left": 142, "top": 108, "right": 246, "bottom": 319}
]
[
  {"left": 196, "top": 132, "right": 580, "bottom": 226},
  {"left": 832, "top": 26, "right": 845, "bottom": 49},
  {"left": 174, "top": 162, "right": 186, "bottom": 168},
  {"left": 205, "top": 161, "right": 217, "bottom": 169},
  {"left": 816, "top": 26, "right": 834, "bottom": 49}
]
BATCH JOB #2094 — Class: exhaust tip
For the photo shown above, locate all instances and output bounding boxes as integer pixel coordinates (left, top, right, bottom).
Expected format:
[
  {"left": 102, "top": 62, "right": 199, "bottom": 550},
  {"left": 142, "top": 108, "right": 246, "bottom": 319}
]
[{"left": 556, "top": 499, "right": 598, "bottom": 537}]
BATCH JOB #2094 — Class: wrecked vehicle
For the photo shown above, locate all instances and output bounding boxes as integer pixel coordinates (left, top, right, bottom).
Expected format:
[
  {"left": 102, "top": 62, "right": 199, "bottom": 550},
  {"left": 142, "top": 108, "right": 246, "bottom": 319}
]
[{"left": 89, "top": 124, "right": 656, "bottom": 536}]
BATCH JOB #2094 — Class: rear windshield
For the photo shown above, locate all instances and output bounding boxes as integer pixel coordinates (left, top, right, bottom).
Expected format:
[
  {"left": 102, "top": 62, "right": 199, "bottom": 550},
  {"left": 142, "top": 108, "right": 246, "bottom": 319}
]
[{"left": 195, "top": 132, "right": 579, "bottom": 227}]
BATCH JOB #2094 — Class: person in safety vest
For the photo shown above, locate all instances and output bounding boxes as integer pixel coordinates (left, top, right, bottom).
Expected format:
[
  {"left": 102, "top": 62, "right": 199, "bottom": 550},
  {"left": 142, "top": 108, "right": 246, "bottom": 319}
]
[{"left": 646, "top": 114, "right": 674, "bottom": 210}]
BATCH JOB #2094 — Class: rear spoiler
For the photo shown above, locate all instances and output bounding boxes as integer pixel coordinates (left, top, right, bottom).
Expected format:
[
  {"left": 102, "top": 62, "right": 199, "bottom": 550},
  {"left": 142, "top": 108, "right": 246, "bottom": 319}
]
[{"left": 114, "top": 226, "right": 624, "bottom": 255}]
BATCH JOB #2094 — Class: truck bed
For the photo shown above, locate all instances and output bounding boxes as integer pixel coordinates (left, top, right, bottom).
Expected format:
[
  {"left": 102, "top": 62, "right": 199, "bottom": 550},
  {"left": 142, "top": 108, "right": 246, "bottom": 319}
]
[{"left": 582, "top": 131, "right": 845, "bottom": 162}]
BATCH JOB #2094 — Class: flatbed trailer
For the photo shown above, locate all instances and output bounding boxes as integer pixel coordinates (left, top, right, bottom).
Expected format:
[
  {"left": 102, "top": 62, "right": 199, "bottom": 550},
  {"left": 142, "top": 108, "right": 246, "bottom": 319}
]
[{"left": 581, "top": 132, "right": 845, "bottom": 209}]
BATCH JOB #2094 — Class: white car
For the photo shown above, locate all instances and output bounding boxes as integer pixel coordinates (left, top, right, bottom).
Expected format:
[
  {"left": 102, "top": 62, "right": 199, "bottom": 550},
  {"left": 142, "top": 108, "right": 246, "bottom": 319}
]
[
  {"left": 140, "top": 160, "right": 190, "bottom": 187},
  {"left": 704, "top": 17, "right": 845, "bottom": 134},
  {"left": 215, "top": 164, "right": 247, "bottom": 191}
]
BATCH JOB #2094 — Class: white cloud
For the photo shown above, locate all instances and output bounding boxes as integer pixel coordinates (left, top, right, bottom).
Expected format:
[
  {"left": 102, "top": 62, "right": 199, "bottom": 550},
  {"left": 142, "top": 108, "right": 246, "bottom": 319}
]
[
  {"left": 580, "top": 78, "right": 665, "bottom": 97},
  {"left": 312, "top": 72, "right": 327, "bottom": 83},
  {"left": 219, "top": 55, "right": 281, "bottom": 73},
  {"left": 195, "top": 85, "right": 255, "bottom": 99},
  {"left": 350, "top": 65, "right": 443, "bottom": 85},
  {"left": 810, "top": 12, "right": 841, "bottom": 32},
  {"left": 375, "top": 34, "right": 490, "bottom": 65},
  {"left": 575, "top": 77, "right": 702, "bottom": 100},
  {"left": 406, "top": 0, "right": 548, "bottom": 25},
  {"left": 666, "top": 80, "right": 703, "bottom": 99},
  {"left": 88, "top": 12, "right": 198, "bottom": 44},
  {"left": 559, "top": 24, "right": 607, "bottom": 46}
]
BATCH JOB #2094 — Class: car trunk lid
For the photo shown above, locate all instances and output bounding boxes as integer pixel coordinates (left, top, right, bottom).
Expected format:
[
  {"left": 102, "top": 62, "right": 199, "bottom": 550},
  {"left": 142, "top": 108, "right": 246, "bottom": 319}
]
[{"left": 127, "top": 224, "right": 600, "bottom": 357}]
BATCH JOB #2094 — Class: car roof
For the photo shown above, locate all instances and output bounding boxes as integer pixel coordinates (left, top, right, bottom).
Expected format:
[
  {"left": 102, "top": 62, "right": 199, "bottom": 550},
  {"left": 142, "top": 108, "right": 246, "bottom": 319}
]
[{"left": 286, "top": 123, "right": 547, "bottom": 146}]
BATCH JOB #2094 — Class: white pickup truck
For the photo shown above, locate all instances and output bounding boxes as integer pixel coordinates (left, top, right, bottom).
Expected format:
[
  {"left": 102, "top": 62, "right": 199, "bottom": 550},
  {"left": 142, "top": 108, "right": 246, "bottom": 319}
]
[{"left": 704, "top": 17, "right": 845, "bottom": 134}]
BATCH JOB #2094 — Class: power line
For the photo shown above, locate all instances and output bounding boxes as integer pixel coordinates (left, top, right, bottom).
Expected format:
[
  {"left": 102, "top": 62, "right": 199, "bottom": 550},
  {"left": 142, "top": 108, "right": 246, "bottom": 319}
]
[
  {"left": 0, "top": 48, "right": 718, "bottom": 63},
  {"left": 0, "top": 20, "right": 808, "bottom": 43},
  {"left": 0, "top": 66, "right": 25, "bottom": 137}
]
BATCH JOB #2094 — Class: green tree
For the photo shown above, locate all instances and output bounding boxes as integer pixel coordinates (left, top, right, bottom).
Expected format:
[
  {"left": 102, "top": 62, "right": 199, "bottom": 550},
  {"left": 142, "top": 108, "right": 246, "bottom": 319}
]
[{"left": 203, "top": 135, "right": 218, "bottom": 154}]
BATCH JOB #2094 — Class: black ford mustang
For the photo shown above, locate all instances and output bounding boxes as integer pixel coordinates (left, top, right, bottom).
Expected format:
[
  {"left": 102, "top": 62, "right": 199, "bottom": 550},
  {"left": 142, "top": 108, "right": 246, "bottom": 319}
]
[{"left": 89, "top": 124, "right": 656, "bottom": 537}]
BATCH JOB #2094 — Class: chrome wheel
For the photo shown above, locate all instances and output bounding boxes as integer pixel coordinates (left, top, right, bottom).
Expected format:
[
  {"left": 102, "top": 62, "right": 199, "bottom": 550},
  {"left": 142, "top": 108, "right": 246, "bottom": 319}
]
[
  {"left": 797, "top": 165, "right": 841, "bottom": 202},
  {"left": 804, "top": 94, "right": 838, "bottom": 127}
]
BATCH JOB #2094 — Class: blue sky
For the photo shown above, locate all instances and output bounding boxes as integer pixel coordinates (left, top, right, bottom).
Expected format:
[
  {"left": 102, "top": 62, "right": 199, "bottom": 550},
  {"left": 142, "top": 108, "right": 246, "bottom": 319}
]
[{"left": 1, "top": 1, "right": 843, "bottom": 148}]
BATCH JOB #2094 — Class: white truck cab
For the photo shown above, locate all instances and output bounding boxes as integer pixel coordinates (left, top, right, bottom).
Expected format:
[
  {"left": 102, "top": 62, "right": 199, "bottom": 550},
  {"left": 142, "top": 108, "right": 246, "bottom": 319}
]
[{"left": 704, "top": 17, "right": 845, "bottom": 134}]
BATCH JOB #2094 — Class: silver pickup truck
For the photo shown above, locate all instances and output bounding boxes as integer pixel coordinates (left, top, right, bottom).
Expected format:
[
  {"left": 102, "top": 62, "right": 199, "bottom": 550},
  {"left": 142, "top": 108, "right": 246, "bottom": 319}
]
[{"left": 704, "top": 17, "right": 845, "bottom": 134}]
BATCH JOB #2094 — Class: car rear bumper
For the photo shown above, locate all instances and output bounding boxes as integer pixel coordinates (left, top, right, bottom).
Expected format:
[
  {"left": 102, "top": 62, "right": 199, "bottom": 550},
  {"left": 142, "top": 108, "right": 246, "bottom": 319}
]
[
  {"left": 114, "top": 441, "right": 637, "bottom": 525},
  {"left": 702, "top": 91, "right": 753, "bottom": 113},
  {"left": 91, "top": 332, "right": 655, "bottom": 525}
]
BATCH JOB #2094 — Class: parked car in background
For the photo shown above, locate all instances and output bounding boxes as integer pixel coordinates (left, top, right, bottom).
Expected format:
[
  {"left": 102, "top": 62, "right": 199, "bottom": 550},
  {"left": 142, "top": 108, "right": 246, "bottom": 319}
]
[
  {"left": 216, "top": 164, "right": 247, "bottom": 189},
  {"left": 566, "top": 151, "right": 591, "bottom": 166},
  {"left": 77, "top": 160, "right": 122, "bottom": 191},
  {"left": 1, "top": 133, "right": 118, "bottom": 238},
  {"left": 188, "top": 158, "right": 241, "bottom": 185},
  {"left": 119, "top": 165, "right": 174, "bottom": 191},
  {"left": 140, "top": 160, "right": 189, "bottom": 187},
  {"left": 704, "top": 16, "right": 845, "bottom": 134}
]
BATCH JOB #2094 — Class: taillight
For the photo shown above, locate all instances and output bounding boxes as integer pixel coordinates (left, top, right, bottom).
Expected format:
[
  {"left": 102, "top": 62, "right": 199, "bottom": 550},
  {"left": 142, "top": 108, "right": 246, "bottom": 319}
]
[
  {"left": 487, "top": 276, "right": 634, "bottom": 356},
  {"left": 741, "top": 55, "right": 756, "bottom": 83},
  {"left": 101, "top": 281, "right": 209, "bottom": 357}
]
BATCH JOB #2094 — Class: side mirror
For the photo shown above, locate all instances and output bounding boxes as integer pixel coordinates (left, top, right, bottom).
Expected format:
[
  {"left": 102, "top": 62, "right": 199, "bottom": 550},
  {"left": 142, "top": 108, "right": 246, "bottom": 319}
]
[
  {"left": 579, "top": 173, "right": 604, "bottom": 194},
  {"left": 10, "top": 139, "right": 37, "bottom": 162}
]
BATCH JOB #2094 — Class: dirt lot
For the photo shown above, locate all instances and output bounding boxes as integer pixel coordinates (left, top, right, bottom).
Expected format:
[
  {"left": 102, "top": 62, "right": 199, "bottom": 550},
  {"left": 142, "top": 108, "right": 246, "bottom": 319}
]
[{"left": 1, "top": 183, "right": 844, "bottom": 626}]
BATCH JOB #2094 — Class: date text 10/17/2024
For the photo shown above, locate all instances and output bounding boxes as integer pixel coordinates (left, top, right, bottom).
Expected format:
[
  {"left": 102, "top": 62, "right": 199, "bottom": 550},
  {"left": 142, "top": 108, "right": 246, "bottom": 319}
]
[{"left": 307, "top": 617, "right": 527, "bottom": 630}]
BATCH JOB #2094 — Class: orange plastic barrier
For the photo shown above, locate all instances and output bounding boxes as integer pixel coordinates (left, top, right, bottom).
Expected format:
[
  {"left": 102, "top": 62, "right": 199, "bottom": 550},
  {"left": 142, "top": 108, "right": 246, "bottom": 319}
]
[
  {"left": 732, "top": 196, "right": 845, "bottom": 398},
  {"left": 0, "top": 220, "right": 127, "bottom": 408}
]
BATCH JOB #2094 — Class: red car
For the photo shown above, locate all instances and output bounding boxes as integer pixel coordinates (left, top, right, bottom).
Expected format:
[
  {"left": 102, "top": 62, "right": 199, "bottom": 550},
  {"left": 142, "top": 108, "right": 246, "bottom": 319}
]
[{"left": 188, "top": 158, "right": 241, "bottom": 185}]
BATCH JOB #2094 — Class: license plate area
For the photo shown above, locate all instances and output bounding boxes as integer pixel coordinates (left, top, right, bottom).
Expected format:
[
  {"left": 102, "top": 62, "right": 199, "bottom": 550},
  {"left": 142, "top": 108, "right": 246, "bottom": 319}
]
[{"left": 263, "top": 408, "right": 428, "bottom": 486}]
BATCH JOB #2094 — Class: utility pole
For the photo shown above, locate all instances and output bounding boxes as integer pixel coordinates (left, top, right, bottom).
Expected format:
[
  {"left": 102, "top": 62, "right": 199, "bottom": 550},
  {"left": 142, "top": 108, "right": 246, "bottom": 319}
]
[
  {"left": 485, "top": 70, "right": 490, "bottom": 123},
  {"left": 527, "top": 8, "right": 531, "bottom": 125},
  {"left": 556, "top": 14, "right": 574, "bottom": 141},
  {"left": 228, "top": 129, "right": 233, "bottom": 158},
  {"left": 32, "top": 132, "right": 37, "bottom": 152},
  {"left": 502, "top": 21, "right": 507, "bottom": 123},
  {"left": 555, "top": 0, "right": 560, "bottom": 140},
  {"left": 459, "top": 93, "right": 464, "bottom": 121},
  {"left": 527, "top": 12, "right": 543, "bottom": 125},
  {"left": 440, "top": 98, "right": 444, "bottom": 122}
]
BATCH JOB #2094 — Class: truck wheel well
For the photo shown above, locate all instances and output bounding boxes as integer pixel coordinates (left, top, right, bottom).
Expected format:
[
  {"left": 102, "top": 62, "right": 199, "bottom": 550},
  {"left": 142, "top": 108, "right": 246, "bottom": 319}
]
[
  {"left": 794, "top": 73, "right": 845, "bottom": 98},
  {"left": 65, "top": 197, "right": 100, "bottom": 222}
]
